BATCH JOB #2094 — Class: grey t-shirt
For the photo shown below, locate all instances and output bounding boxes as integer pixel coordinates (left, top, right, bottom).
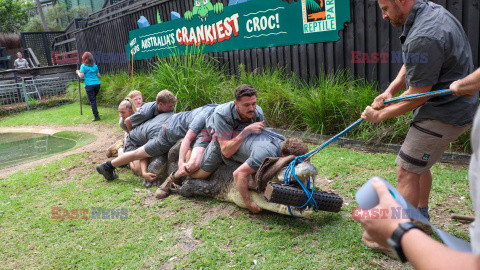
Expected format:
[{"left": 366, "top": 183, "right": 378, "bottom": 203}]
[
  {"left": 128, "top": 101, "right": 159, "bottom": 129},
  {"left": 401, "top": 0, "right": 478, "bottom": 126},
  {"left": 230, "top": 129, "right": 285, "bottom": 171},
  {"left": 14, "top": 59, "right": 29, "bottom": 69},
  {"left": 165, "top": 104, "right": 217, "bottom": 143},
  {"left": 469, "top": 110, "right": 480, "bottom": 254},
  {"left": 128, "top": 112, "right": 173, "bottom": 147},
  {"left": 207, "top": 101, "right": 264, "bottom": 141}
]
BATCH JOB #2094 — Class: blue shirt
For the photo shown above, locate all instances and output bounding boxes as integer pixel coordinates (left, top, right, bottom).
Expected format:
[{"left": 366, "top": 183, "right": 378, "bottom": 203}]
[{"left": 80, "top": 64, "right": 101, "bottom": 86}]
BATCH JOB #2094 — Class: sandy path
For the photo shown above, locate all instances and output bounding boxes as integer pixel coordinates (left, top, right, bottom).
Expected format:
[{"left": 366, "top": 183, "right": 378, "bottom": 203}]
[{"left": 0, "top": 123, "right": 122, "bottom": 178}]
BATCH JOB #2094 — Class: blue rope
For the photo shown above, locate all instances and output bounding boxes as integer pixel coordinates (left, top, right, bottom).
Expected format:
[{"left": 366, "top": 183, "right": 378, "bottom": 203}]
[
  {"left": 283, "top": 119, "right": 364, "bottom": 214},
  {"left": 383, "top": 89, "right": 452, "bottom": 104},
  {"left": 283, "top": 89, "right": 454, "bottom": 217}
]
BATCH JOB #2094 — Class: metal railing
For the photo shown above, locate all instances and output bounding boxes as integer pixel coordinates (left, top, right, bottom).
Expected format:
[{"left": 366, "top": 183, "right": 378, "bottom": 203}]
[{"left": 0, "top": 76, "right": 76, "bottom": 117}]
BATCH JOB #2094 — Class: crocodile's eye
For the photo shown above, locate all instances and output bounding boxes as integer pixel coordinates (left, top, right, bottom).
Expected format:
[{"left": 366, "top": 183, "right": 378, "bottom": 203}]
[
  {"left": 203, "top": 0, "right": 208, "bottom": 4},
  {"left": 195, "top": 0, "right": 200, "bottom": 6}
]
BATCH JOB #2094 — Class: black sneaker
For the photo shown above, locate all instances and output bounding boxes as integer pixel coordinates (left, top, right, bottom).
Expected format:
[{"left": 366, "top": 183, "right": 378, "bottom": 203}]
[
  {"left": 96, "top": 163, "right": 118, "bottom": 181},
  {"left": 92, "top": 116, "right": 101, "bottom": 122}
]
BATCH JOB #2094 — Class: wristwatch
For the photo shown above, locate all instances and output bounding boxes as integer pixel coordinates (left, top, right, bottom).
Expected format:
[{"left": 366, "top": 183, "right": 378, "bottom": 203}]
[{"left": 387, "top": 222, "right": 420, "bottom": 263}]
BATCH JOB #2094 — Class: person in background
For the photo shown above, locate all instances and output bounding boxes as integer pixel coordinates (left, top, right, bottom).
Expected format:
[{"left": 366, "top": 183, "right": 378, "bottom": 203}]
[
  {"left": 128, "top": 90, "right": 144, "bottom": 109},
  {"left": 76, "top": 52, "right": 101, "bottom": 121},
  {"left": 356, "top": 68, "right": 480, "bottom": 268},
  {"left": 14, "top": 52, "right": 30, "bottom": 69}
]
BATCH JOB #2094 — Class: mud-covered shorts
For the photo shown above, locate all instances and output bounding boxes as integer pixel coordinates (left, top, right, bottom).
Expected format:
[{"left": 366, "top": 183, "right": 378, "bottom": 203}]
[{"left": 396, "top": 120, "right": 470, "bottom": 174}]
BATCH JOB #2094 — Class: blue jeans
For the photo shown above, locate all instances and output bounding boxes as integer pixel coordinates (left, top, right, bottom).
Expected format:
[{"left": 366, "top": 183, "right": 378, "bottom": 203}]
[{"left": 85, "top": 84, "right": 100, "bottom": 117}]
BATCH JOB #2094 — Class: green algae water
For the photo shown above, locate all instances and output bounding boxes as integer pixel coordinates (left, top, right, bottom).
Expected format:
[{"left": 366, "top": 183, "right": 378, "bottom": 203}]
[{"left": 0, "top": 132, "right": 77, "bottom": 170}]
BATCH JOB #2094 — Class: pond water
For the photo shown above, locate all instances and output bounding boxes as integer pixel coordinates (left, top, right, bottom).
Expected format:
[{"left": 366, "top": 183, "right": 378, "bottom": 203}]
[{"left": 0, "top": 132, "right": 77, "bottom": 170}]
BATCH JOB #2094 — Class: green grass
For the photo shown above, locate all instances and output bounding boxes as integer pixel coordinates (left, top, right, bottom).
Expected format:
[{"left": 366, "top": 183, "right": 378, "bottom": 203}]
[
  {"left": 0, "top": 105, "right": 473, "bottom": 269},
  {"left": 0, "top": 103, "right": 119, "bottom": 126}
]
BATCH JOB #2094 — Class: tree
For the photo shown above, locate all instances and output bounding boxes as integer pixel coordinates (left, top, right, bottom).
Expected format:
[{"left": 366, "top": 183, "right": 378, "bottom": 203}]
[
  {"left": 24, "top": 3, "right": 89, "bottom": 32},
  {"left": 0, "top": 0, "right": 33, "bottom": 33}
]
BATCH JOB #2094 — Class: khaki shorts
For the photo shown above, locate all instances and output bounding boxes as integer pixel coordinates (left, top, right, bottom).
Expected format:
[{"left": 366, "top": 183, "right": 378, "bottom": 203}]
[{"left": 396, "top": 120, "right": 470, "bottom": 174}]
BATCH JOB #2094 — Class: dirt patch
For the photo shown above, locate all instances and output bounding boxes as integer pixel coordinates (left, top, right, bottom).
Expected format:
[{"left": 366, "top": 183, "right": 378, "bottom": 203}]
[
  {"left": 0, "top": 123, "right": 122, "bottom": 178},
  {"left": 176, "top": 227, "right": 201, "bottom": 252},
  {"left": 141, "top": 190, "right": 158, "bottom": 207},
  {"left": 201, "top": 203, "right": 239, "bottom": 223}
]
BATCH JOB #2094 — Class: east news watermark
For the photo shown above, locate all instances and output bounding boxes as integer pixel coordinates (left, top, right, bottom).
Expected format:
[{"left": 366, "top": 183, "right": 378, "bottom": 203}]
[
  {"left": 352, "top": 207, "right": 425, "bottom": 220},
  {"left": 51, "top": 207, "right": 129, "bottom": 220},
  {"left": 351, "top": 51, "right": 429, "bottom": 64}
]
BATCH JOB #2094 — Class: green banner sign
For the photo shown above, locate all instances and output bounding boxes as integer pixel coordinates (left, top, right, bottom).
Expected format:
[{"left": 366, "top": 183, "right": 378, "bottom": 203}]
[{"left": 126, "top": 0, "right": 351, "bottom": 60}]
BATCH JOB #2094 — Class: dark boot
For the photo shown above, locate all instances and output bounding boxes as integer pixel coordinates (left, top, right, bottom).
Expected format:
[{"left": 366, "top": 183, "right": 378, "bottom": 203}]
[{"left": 96, "top": 162, "right": 118, "bottom": 181}]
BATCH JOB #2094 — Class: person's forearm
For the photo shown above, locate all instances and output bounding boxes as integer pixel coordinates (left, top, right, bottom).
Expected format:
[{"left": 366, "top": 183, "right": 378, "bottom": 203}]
[
  {"left": 178, "top": 131, "right": 196, "bottom": 167},
  {"left": 376, "top": 85, "right": 430, "bottom": 121},
  {"left": 385, "top": 65, "right": 407, "bottom": 96},
  {"left": 402, "top": 229, "right": 480, "bottom": 269},
  {"left": 234, "top": 173, "right": 252, "bottom": 207},
  {"left": 455, "top": 68, "right": 480, "bottom": 92},
  {"left": 140, "top": 159, "right": 148, "bottom": 176},
  {"left": 125, "top": 118, "right": 132, "bottom": 131},
  {"left": 376, "top": 97, "right": 426, "bottom": 121},
  {"left": 219, "top": 132, "right": 246, "bottom": 158}
]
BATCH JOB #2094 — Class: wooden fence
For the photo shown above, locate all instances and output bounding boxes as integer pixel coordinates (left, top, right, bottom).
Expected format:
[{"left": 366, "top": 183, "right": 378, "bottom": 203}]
[{"left": 72, "top": 0, "right": 480, "bottom": 90}]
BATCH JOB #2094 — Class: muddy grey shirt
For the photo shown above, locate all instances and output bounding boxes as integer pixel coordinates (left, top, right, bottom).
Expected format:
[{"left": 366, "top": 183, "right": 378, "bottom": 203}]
[
  {"left": 128, "top": 101, "right": 160, "bottom": 129},
  {"left": 208, "top": 101, "right": 264, "bottom": 141},
  {"left": 401, "top": 0, "right": 478, "bottom": 126},
  {"left": 230, "top": 129, "right": 285, "bottom": 171},
  {"left": 470, "top": 110, "right": 480, "bottom": 254},
  {"left": 128, "top": 112, "right": 173, "bottom": 147},
  {"left": 165, "top": 104, "right": 218, "bottom": 143}
]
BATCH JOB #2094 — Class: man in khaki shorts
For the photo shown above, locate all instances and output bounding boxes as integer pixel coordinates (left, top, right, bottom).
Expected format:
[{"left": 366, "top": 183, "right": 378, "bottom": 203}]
[{"left": 361, "top": 0, "right": 478, "bottom": 251}]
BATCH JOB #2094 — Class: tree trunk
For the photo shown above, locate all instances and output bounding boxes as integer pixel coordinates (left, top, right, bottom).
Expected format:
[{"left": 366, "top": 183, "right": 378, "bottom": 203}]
[{"left": 35, "top": 0, "right": 48, "bottom": 31}]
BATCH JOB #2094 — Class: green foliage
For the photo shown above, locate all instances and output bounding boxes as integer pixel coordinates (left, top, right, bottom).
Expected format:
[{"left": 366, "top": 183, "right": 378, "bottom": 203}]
[
  {"left": 150, "top": 48, "right": 232, "bottom": 111},
  {"left": 24, "top": 3, "right": 88, "bottom": 31},
  {"left": 237, "top": 65, "right": 303, "bottom": 129},
  {"left": 0, "top": 0, "right": 33, "bottom": 33}
]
